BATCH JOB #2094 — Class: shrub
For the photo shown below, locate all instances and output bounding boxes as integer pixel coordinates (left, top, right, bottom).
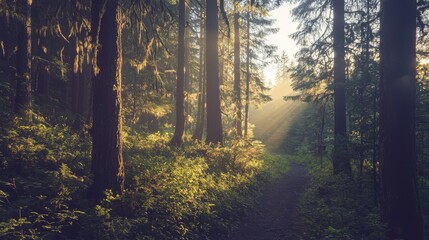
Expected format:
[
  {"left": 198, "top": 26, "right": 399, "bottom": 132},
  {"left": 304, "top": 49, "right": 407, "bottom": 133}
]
[{"left": 1, "top": 121, "right": 288, "bottom": 239}]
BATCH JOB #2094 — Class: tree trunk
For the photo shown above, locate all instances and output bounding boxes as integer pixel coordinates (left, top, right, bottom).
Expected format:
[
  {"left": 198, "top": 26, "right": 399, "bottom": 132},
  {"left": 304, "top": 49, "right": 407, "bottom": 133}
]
[
  {"left": 379, "top": 0, "right": 423, "bottom": 238},
  {"left": 332, "top": 0, "right": 351, "bottom": 174},
  {"left": 90, "top": 0, "right": 124, "bottom": 201},
  {"left": 78, "top": 59, "right": 89, "bottom": 117},
  {"left": 71, "top": 35, "right": 81, "bottom": 115},
  {"left": 36, "top": 36, "right": 50, "bottom": 102},
  {"left": 170, "top": 0, "right": 186, "bottom": 146},
  {"left": 201, "top": 66, "right": 207, "bottom": 138},
  {"left": 372, "top": 83, "right": 378, "bottom": 205},
  {"left": 206, "top": 0, "right": 223, "bottom": 145},
  {"left": 219, "top": 46, "right": 224, "bottom": 86},
  {"left": 233, "top": 0, "right": 242, "bottom": 137},
  {"left": 0, "top": 17, "right": 9, "bottom": 63},
  {"left": 193, "top": 3, "right": 205, "bottom": 141},
  {"left": 14, "top": 0, "right": 32, "bottom": 115},
  {"left": 184, "top": 3, "right": 191, "bottom": 133},
  {"left": 244, "top": 3, "right": 251, "bottom": 137}
]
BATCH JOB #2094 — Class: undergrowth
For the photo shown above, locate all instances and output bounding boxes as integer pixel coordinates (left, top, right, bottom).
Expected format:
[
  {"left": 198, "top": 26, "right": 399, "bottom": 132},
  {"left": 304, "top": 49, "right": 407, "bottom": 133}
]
[
  {"left": 279, "top": 104, "right": 387, "bottom": 239},
  {"left": 0, "top": 111, "right": 288, "bottom": 239},
  {"left": 290, "top": 154, "right": 386, "bottom": 240}
]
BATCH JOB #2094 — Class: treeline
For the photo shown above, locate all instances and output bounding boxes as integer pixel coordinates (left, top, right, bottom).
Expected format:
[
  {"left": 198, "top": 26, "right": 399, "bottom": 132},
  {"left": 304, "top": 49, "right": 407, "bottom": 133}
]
[{"left": 278, "top": 0, "right": 429, "bottom": 239}]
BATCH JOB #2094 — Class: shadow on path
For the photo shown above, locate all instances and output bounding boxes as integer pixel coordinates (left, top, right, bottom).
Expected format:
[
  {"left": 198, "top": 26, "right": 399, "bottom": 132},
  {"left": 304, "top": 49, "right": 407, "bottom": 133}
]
[
  {"left": 226, "top": 80, "right": 311, "bottom": 239},
  {"left": 226, "top": 163, "right": 308, "bottom": 240}
]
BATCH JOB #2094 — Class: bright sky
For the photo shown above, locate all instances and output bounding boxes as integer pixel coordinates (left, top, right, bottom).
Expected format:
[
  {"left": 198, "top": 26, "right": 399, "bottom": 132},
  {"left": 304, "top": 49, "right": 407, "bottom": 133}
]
[{"left": 263, "top": 3, "right": 299, "bottom": 85}]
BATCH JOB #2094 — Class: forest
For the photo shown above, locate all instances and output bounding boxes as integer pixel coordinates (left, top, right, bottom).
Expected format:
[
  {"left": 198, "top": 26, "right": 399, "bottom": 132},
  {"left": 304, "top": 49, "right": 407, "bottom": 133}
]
[{"left": 0, "top": 0, "right": 428, "bottom": 239}]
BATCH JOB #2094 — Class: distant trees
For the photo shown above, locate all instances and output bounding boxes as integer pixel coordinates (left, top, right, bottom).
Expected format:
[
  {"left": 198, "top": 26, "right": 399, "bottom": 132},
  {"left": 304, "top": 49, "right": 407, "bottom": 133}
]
[
  {"left": 242, "top": 0, "right": 277, "bottom": 137},
  {"left": 379, "top": 0, "right": 424, "bottom": 238},
  {"left": 205, "top": 0, "right": 223, "bottom": 145},
  {"left": 192, "top": 0, "right": 206, "bottom": 141},
  {"left": 90, "top": 0, "right": 124, "bottom": 201}
]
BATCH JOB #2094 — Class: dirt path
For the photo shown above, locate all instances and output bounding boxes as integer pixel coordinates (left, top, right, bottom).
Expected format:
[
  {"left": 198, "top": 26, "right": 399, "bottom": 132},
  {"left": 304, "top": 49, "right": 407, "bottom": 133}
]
[
  {"left": 226, "top": 163, "right": 308, "bottom": 240},
  {"left": 225, "top": 80, "right": 310, "bottom": 239}
]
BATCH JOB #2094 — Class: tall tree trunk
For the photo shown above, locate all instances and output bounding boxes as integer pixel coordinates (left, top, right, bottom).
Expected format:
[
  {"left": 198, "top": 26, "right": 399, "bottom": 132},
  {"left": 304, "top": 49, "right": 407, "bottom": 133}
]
[
  {"left": 0, "top": 17, "right": 9, "bottom": 63},
  {"left": 372, "top": 82, "right": 378, "bottom": 205},
  {"left": 193, "top": 3, "right": 205, "bottom": 141},
  {"left": 219, "top": 45, "right": 224, "bottom": 85},
  {"left": 379, "top": 0, "right": 423, "bottom": 238},
  {"left": 170, "top": 0, "right": 186, "bottom": 146},
  {"left": 81, "top": 58, "right": 91, "bottom": 120},
  {"left": 36, "top": 36, "right": 50, "bottom": 101},
  {"left": 78, "top": 59, "right": 88, "bottom": 117},
  {"left": 14, "top": 0, "right": 32, "bottom": 115},
  {"left": 332, "top": 0, "right": 351, "bottom": 174},
  {"left": 90, "top": 0, "right": 124, "bottom": 201},
  {"left": 185, "top": 3, "right": 191, "bottom": 133},
  {"left": 71, "top": 35, "right": 81, "bottom": 115},
  {"left": 233, "top": 0, "right": 242, "bottom": 137},
  {"left": 206, "top": 0, "right": 223, "bottom": 145},
  {"left": 244, "top": 3, "right": 251, "bottom": 137},
  {"left": 201, "top": 64, "right": 206, "bottom": 138},
  {"left": 71, "top": 34, "right": 87, "bottom": 121}
]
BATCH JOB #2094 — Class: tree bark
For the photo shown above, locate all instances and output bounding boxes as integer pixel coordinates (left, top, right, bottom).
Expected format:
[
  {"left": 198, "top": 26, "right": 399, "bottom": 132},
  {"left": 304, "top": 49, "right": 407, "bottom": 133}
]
[
  {"left": 234, "top": 0, "right": 242, "bottom": 137},
  {"left": 379, "top": 0, "right": 423, "bottom": 238},
  {"left": 205, "top": 0, "right": 223, "bottom": 145},
  {"left": 0, "top": 17, "right": 9, "bottom": 63},
  {"left": 244, "top": 2, "right": 251, "bottom": 137},
  {"left": 71, "top": 33, "right": 87, "bottom": 120},
  {"left": 186, "top": 4, "right": 192, "bottom": 133},
  {"left": 90, "top": 0, "right": 124, "bottom": 201},
  {"left": 193, "top": 3, "right": 205, "bottom": 141},
  {"left": 14, "top": 0, "right": 32, "bottom": 115},
  {"left": 36, "top": 36, "right": 50, "bottom": 101},
  {"left": 332, "top": 0, "right": 351, "bottom": 174},
  {"left": 170, "top": 0, "right": 186, "bottom": 146},
  {"left": 71, "top": 35, "right": 81, "bottom": 115}
]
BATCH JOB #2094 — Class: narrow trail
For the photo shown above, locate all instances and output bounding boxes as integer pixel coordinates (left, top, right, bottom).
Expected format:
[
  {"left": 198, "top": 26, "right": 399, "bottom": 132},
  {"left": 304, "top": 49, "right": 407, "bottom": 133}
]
[
  {"left": 227, "top": 80, "right": 310, "bottom": 239},
  {"left": 227, "top": 163, "right": 308, "bottom": 240}
]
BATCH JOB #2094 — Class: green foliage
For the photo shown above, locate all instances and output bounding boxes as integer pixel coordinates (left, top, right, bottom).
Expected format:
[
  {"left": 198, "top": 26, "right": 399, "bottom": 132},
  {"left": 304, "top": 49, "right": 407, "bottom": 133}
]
[
  {"left": 0, "top": 115, "right": 92, "bottom": 239},
  {"left": 281, "top": 102, "right": 386, "bottom": 239},
  {"left": 0, "top": 114, "right": 288, "bottom": 240},
  {"left": 296, "top": 161, "right": 386, "bottom": 240},
  {"left": 83, "top": 133, "right": 276, "bottom": 240}
]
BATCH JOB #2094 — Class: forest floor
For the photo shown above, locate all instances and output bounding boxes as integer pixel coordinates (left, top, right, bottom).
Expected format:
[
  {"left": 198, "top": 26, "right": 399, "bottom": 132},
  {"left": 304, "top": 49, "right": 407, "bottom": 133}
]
[
  {"left": 226, "top": 80, "right": 310, "bottom": 239},
  {"left": 226, "top": 162, "right": 308, "bottom": 240}
]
